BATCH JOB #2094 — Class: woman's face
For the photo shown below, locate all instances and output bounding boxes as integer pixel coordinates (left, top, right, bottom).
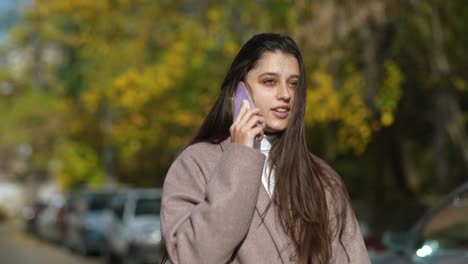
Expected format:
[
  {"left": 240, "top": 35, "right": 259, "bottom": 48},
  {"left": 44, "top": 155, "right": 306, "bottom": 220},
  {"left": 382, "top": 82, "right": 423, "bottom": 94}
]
[{"left": 245, "top": 51, "right": 299, "bottom": 133}]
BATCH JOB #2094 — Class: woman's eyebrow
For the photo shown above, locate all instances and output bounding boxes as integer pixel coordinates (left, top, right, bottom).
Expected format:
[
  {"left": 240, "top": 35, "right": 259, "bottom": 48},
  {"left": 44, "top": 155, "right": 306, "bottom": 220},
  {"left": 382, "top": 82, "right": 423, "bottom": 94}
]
[
  {"left": 289, "top": 74, "right": 300, "bottom": 79},
  {"left": 258, "top": 72, "right": 300, "bottom": 78},
  {"left": 258, "top": 72, "right": 279, "bottom": 78}
]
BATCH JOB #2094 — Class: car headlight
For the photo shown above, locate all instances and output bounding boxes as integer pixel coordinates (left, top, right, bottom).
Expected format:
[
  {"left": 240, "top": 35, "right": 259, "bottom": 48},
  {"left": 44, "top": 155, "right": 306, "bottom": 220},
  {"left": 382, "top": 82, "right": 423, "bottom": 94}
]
[
  {"left": 415, "top": 240, "right": 439, "bottom": 258},
  {"left": 136, "top": 229, "right": 162, "bottom": 246}
]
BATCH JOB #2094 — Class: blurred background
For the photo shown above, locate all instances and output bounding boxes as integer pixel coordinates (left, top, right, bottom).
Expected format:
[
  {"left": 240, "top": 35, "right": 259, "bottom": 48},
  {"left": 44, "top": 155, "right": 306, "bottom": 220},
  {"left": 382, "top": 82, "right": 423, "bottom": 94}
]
[{"left": 0, "top": 0, "right": 466, "bottom": 263}]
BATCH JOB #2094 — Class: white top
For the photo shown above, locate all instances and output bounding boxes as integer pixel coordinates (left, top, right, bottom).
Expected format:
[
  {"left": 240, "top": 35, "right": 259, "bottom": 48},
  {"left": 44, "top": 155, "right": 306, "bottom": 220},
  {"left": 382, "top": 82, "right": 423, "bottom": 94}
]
[{"left": 255, "top": 135, "right": 276, "bottom": 198}]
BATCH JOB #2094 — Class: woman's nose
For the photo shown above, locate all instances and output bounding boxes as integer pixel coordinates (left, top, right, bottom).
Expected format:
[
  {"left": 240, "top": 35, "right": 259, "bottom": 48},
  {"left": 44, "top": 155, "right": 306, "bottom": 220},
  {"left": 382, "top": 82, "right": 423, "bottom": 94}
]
[{"left": 277, "top": 83, "right": 291, "bottom": 100}]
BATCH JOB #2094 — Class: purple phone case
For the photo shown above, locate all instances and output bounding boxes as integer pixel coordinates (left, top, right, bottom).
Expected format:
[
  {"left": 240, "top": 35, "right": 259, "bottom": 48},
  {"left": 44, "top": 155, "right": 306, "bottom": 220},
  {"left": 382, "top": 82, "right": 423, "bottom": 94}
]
[{"left": 233, "top": 82, "right": 255, "bottom": 122}]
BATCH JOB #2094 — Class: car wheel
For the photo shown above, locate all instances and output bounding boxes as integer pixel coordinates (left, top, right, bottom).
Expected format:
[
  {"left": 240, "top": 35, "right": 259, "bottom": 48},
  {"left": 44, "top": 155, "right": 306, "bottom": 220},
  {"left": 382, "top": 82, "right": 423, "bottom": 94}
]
[
  {"left": 103, "top": 248, "right": 121, "bottom": 264},
  {"left": 76, "top": 239, "right": 89, "bottom": 256},
  {"left": 122, "top": 255, "right": 138, "bottom": 264}
]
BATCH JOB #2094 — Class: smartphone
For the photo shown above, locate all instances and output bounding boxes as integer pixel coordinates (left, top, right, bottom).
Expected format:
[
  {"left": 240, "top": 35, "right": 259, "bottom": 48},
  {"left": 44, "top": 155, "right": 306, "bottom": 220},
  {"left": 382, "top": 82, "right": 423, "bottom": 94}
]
[{"left": 232, "top": 81, "right": 255, "bottom": 122}]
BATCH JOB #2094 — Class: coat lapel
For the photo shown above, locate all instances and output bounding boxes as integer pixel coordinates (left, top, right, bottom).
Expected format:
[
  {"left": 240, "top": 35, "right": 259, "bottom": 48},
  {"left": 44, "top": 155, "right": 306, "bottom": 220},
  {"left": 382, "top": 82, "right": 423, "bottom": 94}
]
[
  {"left": 256, "top": 186, "right": 294, "bottom": 263},
  {"left": 220, "top": 138, "right": 293, "bottom": 263}
]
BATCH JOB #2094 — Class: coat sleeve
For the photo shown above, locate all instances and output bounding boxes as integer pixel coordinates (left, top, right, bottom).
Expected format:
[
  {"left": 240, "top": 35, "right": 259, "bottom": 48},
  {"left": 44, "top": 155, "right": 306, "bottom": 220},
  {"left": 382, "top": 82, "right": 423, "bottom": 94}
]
[{"left": 160, "top": 143, "right": 266, "bottom": 264}]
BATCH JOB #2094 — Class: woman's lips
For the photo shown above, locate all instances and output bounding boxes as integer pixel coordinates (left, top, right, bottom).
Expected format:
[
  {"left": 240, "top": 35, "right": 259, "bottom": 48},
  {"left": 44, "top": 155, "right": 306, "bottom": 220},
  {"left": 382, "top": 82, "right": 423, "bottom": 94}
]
[{"left": 271, "top": 107, "right": 290, "bottom": 119}]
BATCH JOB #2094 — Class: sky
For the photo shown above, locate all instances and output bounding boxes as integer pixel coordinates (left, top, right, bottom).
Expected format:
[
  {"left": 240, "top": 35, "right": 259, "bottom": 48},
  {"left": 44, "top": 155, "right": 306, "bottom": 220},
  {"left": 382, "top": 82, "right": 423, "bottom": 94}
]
[
  {"left": 0, "top": 0, "right": 30, "bottom": 43},
  {"left": 0, "top": 0, "right": 14, "bottom": 10}
]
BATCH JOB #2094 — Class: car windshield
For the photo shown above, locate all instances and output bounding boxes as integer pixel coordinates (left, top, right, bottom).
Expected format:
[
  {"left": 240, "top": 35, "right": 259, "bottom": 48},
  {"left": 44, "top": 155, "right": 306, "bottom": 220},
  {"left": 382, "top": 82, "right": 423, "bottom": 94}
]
[
  {"left": 87, "top": 193, "right": 113, "bottom": 211},
  {"left": 422, "top": 191, "right": 468, "bottom": 252},
  {"left": 134, "top": 197, "right": 161, "bottom": 216}
]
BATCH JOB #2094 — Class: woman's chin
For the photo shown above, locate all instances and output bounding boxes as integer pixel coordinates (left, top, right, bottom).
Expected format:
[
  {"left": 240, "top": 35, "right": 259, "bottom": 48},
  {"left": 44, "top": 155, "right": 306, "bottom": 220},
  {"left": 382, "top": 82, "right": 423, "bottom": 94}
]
[{"left": 264, "top": 125, "right": 287, "bottom": 134}]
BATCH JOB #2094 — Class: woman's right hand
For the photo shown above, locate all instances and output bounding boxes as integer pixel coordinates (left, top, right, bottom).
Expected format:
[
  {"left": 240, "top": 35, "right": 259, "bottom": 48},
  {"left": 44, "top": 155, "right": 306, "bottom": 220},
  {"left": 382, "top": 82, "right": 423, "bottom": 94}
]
[{"left": 230, "top": 100, "right": 265, "bottom": 148}]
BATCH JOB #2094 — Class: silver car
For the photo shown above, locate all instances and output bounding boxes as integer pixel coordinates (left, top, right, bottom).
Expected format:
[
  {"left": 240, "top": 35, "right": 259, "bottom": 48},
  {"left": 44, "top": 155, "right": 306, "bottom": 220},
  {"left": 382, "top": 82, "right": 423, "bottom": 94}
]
[
  {"left": 373, "top": 182, "right": 468, "bottom": 264},
  {"left": 103, "top": 188, "right": 163, "bottom": 264},
  {"left": 65, "top": 189, "right": 116, "bottom": 256}
]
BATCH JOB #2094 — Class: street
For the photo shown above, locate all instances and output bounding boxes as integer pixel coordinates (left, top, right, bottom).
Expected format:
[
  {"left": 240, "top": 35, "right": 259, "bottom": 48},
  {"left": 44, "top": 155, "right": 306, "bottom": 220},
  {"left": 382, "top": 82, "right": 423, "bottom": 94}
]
[{"left": 0, "top": 218, "right": 100, "bottom": 264}]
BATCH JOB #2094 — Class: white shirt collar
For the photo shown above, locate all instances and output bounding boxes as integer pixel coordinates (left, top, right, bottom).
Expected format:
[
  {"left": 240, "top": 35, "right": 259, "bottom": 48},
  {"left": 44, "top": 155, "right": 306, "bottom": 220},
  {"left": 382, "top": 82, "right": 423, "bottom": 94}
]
[
  {"left": 256, "top": 134, "right": 277, "bottom": 152},
  {"left": 257, "top": 134, "right": 278, "bottom": 198}
]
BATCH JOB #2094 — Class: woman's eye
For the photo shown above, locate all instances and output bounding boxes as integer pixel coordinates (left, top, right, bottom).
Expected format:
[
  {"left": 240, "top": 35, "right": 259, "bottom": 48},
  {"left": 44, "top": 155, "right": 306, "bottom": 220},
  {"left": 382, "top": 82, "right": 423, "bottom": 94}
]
[
  {"left": 289, "top": 81, "right": 298, "bottom": 88},
  {"left": 264, "top": 79, "right": 276, "bottom": 85}
]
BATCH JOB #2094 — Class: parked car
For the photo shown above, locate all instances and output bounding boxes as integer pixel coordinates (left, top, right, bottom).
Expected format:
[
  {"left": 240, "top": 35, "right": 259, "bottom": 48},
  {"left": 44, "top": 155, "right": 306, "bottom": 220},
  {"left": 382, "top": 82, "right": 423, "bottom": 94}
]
[
  {"left": 359, "top": 220, "right": 385, "bottom": 257},
  {"left": 103, "top": 188, "right": 163, "bottom": 264},
  {"left": 36, "top": 197, "right": 65, "bottom": 243},
  {"left": 65, "top": 189, "right": 116, "bottom": 255},
  {"left": 373, "top": 181, "right": 468, "bottom": 264},
  {"left": 22, "top": 200, "right": 47, "bottom": 235}
]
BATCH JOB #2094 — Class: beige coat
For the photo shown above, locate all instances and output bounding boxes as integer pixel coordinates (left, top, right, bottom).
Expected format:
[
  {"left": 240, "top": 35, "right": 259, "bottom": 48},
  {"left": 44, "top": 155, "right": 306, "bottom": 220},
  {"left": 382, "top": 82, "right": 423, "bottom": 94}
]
[{"left": 161, "top": 139, "right": 371, "bottom": 264}]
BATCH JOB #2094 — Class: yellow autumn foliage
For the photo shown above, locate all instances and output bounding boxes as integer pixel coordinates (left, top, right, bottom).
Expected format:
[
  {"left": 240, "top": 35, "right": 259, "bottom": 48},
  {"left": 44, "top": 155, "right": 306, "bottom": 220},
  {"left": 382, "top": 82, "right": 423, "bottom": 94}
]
[
  {"left": 375, "top": 60, "right": 403, "bottom": 127},
  {"left": 454, "top": 79, "right": 467, "bottom": 92},
  {"left": 306, "top": 70, "right": 372, "bottom": 154},
  {"left": 306, "top": 71, "right": 340, "bottom": 124},
  {"left": 15, "top": 0, "right": 419, "bottom": 187},
  {"left": 108, "top": 38, "right": 189, "bottom": 112},
  {"left": 53, "top": 140, "right": 105, "bottom": 189}
]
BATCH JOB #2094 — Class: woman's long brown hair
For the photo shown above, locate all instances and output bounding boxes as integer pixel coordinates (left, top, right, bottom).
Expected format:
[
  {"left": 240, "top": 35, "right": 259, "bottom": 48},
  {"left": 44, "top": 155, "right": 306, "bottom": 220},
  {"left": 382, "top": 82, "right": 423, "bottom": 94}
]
[{"left": 184, "top": 33, "right": 350, "bottom": 264}]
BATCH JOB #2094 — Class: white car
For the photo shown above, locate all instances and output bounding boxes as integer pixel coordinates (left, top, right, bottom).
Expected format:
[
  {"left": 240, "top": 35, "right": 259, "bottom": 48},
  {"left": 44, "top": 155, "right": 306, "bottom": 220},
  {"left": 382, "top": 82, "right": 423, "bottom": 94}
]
[
  {"left": 36, "top": 196, "right": 65, "bottom": 243},
  {"left": 373, "top": 181, "right": 468, "bottom": 264},
  {"left": 102, "top": 188, "right": 163, "bottom": 264}
]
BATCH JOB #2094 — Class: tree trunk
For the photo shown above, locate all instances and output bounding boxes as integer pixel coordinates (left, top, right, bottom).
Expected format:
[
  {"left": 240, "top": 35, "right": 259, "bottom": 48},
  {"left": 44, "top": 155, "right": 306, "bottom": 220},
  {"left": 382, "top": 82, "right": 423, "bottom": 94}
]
[
  {"left": 101, "top": 101, "right": 115, "bottom": 187},
  {"left": 387, "top": 124, "right": 416, "bottom": 196},
  {"left": 430, "top": 2, "right": 451, "bottom": 188},
  {"left": 434, "top": 91, "right": 448, "bottom": 187},
  {"left": 445, "top": 92, "right": 468, "bottom": 178}
]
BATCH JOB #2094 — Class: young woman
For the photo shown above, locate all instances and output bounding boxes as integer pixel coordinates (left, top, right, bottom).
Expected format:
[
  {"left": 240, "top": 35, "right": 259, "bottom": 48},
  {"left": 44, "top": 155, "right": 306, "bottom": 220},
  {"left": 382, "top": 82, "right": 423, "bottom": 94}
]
[{"left": 160, "top": 33, "right": 370, "bottom": 264}]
